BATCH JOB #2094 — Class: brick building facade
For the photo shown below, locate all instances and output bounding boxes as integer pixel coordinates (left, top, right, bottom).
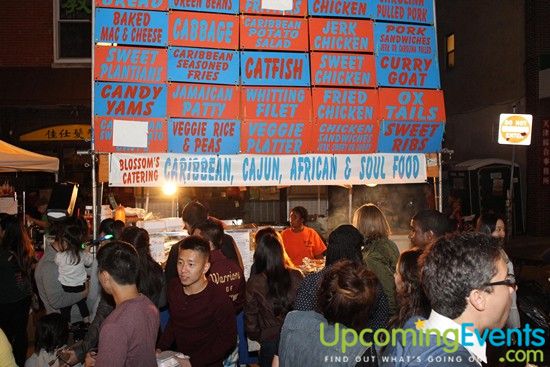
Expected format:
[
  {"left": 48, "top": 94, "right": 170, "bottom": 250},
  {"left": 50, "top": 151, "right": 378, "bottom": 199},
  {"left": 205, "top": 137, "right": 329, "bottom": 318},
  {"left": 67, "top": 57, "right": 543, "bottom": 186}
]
[
  {"left": 525, "top": 0, "right": 550, "bottom": 235},
  {"left": 0, "top": 1, "right": 91, "bottom": 184}
]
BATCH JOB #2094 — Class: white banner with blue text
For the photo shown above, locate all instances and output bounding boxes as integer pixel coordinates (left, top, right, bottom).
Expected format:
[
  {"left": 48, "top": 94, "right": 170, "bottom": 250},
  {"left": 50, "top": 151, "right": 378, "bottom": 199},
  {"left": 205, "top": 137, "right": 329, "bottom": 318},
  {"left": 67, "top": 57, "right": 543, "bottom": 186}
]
[{"left": 109, "top": 153, "right": 427, "bottom": 187}]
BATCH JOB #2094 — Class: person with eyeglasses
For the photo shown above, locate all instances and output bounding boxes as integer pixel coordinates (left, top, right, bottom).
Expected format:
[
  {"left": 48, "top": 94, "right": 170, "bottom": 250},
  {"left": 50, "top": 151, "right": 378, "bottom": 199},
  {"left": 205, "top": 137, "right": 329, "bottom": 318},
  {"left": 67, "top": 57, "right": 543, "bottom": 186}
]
[
  {"left": 476, "top": 212, "right": 520, "bottom": 330},
  {"left": 381, "top": 232, "right": 516, "bottom": 366}
]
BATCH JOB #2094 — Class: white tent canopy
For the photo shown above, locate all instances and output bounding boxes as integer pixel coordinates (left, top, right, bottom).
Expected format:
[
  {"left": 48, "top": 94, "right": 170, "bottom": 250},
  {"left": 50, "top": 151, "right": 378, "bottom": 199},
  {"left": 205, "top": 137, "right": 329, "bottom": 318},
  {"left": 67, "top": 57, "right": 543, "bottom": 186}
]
[{"left": 0, "top": 139, "right": 59, "bottom": 173}]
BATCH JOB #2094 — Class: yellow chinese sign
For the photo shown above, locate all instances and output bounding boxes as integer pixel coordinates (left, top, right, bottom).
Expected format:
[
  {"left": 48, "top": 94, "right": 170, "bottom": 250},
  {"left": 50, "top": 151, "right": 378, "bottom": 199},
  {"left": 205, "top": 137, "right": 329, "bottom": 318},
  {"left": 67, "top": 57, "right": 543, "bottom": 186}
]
[{"left": 20, "top": 124, "right": 91, "bottom": 142}]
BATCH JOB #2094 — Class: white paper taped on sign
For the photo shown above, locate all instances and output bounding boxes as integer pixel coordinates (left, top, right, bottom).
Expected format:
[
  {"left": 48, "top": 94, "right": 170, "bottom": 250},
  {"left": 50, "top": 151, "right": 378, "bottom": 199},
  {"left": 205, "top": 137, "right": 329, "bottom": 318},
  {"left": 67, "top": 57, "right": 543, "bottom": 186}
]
[
  {"left": 113, "top": 120, "right": 148, "bottom": 148},
  {"left": 261, "top": 0, "right": 292, "bottom": 11}
]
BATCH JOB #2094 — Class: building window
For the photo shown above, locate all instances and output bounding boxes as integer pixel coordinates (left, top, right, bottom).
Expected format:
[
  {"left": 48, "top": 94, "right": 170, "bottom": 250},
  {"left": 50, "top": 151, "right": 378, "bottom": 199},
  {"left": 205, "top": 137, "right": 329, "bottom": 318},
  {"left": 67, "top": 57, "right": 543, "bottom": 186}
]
[
  {"left": 53, "top": 0, "right": 92, "bottom": 65},
  {"left": 446, "top": 33, "right": 455, "bottom": 69}
]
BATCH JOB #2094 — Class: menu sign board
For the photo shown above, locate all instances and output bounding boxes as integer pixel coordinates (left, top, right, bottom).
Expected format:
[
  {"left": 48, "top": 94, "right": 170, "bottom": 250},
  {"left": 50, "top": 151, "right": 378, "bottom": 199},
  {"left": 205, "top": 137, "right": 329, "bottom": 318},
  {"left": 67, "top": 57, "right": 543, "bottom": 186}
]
[{"left": 95, "top": 8, "right": 167, "bottom": 46}]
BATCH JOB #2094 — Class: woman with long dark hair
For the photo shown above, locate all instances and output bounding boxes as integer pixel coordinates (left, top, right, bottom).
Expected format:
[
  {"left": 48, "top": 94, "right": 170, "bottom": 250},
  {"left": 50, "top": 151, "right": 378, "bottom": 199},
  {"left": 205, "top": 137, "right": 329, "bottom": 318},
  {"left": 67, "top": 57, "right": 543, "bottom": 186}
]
[
  {"left": 0, "top": 215, "right": 35, "bottom": 366},
  {"left": 390, "top": 248, "right": 430, "bottom": 328},
  {"left": 293, "top": 224, "right": 391, "bottom": 331},
  {"left": 119, "top": 226, "right": 165, "bottom": 307},
  {"left": 353, "top": 203, "right": 400, "bottom": 314},
  {"left": 245, "top": 229, "right": 303, "bottom": 367}
]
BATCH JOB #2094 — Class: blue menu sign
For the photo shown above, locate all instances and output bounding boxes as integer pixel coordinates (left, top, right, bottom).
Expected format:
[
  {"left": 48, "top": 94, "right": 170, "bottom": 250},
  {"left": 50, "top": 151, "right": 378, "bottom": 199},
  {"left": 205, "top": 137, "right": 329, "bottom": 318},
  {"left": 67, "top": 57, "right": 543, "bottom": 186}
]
[
  {"left": 168, "top": 118, "right": 241, "bottom": 154},
  {"left": 374, "top": 23, "right": 436, "bottom": 57},
  {"left": 376, "top": 53, "right": 440, "bottom": 89},
  {"left": 168, "top": 47, "right": 240, "bottom": 85},
  {"left": 95, "top": 8, "right": 168, "bottom": 47},
  {"left": 372, "top": 0, "right": 434, "bottom": 24},
  {"left": 377, "top": 120, "right": 444, "bottom": 153},
  {"left": 94, "top": 82, "right": 167, "bottom": 118}
]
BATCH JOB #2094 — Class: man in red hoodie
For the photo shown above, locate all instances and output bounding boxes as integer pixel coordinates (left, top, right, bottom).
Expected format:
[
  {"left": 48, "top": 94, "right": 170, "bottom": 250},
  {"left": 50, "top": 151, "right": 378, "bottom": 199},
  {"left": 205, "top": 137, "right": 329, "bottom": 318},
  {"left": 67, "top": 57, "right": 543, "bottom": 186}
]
[
  {"left": 195, "top": 218, "right": 245, "bottom": 313},
  {"left": 158, "top": 236, "right": 236, "bottom": 367}
]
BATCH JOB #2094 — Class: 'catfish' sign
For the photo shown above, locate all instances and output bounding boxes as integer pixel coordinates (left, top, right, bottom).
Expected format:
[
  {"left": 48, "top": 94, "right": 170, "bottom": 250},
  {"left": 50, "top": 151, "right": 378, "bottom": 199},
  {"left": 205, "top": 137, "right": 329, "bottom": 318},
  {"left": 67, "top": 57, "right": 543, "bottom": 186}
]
[{"left": 241, "top": 51, "right": 311, "bottom": 86}]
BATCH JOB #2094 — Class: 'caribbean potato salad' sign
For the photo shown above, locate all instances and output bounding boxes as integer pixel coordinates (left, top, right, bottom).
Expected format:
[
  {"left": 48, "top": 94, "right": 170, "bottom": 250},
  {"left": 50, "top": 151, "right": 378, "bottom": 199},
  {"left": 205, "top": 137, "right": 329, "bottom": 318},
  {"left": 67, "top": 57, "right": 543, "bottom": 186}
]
[{"left": 92, "top": 0, "right": 445, "bottom": 186}]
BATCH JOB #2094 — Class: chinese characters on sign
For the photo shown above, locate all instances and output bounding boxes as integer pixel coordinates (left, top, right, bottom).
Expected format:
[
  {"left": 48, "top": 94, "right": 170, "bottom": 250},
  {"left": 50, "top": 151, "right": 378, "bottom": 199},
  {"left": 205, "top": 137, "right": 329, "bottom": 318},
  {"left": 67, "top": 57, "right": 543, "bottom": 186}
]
[
  {"left": 20, "top": 125, "right": 92, "bottom": 142},
  {"left": 543, "top": 119, "right": 550, "bottom": 185}
]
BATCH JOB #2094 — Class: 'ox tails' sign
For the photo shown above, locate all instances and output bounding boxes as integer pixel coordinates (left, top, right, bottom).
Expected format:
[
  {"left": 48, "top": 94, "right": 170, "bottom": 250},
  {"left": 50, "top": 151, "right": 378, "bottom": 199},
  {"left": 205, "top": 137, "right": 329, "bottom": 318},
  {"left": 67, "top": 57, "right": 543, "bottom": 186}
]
[
  {"left": 169, "top": 0, "right": 239, "bottom": 14},
  {"left": 96, "top": 0, "right": 168, "bottom": 11},
  {"left": 168, "top": 118, "right": 240, "bottom": 154},
  {"left": 372, "top": 0, "right": 434, "bottom": 24},
  {"left": 377, "top": 121, "right": 444, "bottom": 153},
  {"left": 241, "top": 52, "right": 311, "bottom": 87},
  {"left": 309, "top": 18, "right": 373, "bottom": 53},
  {"left": 379, "top": 88, "right": 445, "bottom": 122},
  {"left": 94, "top": 117, "right": 167, "bottom": 153},
  {"left": 242, "top": 87, "right": 311, "bottom": 120},
  {"left": 169, "top": 11, "right": 239, "bottom": 49},
  {"left": 94, "top": 46, "right": 167, "bottom": 83},
  {"left": 240, "top": 16, "right": 308, "bottom": 51},
  {"left": 94, "top": 82, "right": 167, "bottom": 118},
  {"left": 311, "top": 52, "right": 376, "bottom": 87},
  {"left": 168, "top": 83, "right": 239, "bottom": 119},
  {"left": 94, "top": 8, "right": 167, "bottom": 46},
  {"left": 376, "top": 53, "right": 440, "bottom": 89}
]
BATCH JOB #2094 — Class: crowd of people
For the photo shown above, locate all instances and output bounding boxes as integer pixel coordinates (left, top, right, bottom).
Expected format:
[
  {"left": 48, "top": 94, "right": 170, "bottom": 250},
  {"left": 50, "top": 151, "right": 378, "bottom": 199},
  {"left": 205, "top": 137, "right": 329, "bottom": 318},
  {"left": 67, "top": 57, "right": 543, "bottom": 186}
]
[{"left": 0, "top": 199, "right": 521, "bottom": 367}]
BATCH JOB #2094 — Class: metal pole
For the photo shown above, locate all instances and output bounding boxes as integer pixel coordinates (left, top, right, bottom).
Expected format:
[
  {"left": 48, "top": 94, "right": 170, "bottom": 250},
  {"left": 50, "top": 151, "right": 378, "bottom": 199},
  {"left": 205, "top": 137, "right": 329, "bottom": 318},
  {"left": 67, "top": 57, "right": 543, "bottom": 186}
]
[
  {"left": 507, "top": 106, "right": 517, "bottom": 239},
  {"left": 22, "top": 191, "right": 26, "bottom": 225},
  {"left": 348, "top": 186, "right": 353, "bottom": 222},
  {"left": 508, "top": 146, "right": 516, "bottom": 239},
  {"left": 91, "top": 0, "right": 97, "bottom": 240},
  {"left": 438, "top": 153, "right": 443, "bottom": 212},
  {"left": 92, "top": 153, "right": 97, "bottom": 240},
  {"left": 317, "top": 186, "right": 321, "bottom": 216}
]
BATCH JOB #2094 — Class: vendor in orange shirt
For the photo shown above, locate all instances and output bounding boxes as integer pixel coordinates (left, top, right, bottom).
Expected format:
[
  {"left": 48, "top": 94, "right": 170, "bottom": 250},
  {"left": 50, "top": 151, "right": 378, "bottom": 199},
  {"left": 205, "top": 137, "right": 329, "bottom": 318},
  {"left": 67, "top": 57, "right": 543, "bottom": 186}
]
[{"left": 281, "top": 206, "right": 326, "bottom": 266}]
